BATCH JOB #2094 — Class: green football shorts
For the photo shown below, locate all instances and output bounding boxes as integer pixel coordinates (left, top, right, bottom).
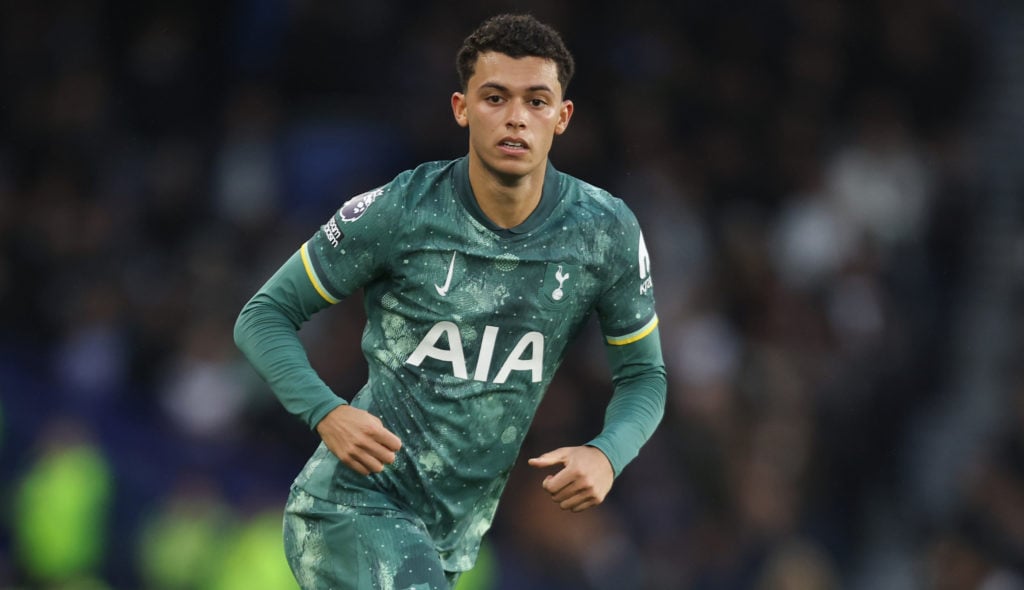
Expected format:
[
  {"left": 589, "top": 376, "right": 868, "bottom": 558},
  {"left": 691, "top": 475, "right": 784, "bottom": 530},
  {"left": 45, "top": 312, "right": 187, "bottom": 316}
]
[{"left": 283, "top": 485, "right": 460, "bottom": 590}]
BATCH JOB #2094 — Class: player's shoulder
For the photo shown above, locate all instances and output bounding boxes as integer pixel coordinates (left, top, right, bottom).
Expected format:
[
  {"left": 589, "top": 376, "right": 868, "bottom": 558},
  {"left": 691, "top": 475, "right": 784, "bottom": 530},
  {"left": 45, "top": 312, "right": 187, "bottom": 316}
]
[
  {"left": 556, "top": 168, "right": 641, "bottom": 230},
  {"left": 328, "top": 159, "right": 458, "bottom": 230},
  {"left": 387, "top": 159, "right": 459, "bottom": 198}
]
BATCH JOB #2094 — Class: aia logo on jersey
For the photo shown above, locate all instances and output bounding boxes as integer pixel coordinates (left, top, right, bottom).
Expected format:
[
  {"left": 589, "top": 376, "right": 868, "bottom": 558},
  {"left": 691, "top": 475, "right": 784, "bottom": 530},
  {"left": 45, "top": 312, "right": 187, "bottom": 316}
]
[
  {"left": 339, "top": 187, "right": 384, "bottom": 222},
  {"left": 406, "top": 321, "right": 544, "bottom": 384}
]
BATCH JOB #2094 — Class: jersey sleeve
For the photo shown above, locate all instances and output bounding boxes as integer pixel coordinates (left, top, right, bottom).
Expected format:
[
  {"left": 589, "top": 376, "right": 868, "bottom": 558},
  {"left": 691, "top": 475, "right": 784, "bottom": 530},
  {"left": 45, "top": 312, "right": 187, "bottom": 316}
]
[
  {"left": 595, "top": 207, "right": 659, "bottom": 345},
  {"left": 300, "top": 179, "right": 408, "bottom": 304},
  {"left": 587, "top": 206, "right": 666, "bottom": 476},
  {"left": 234, "top": 250, "right": 346, "bottom": 430},
  {"left": 586, "top": 327, "right": 666, "bottom": 476},
  {"left": 234, "top": 176, "right": 410, "bottom": 429}
]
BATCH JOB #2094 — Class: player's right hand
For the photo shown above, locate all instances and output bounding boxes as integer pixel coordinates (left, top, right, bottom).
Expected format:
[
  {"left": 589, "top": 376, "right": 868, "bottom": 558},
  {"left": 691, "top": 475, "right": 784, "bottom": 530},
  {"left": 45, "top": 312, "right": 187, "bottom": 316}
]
[{"left": 316, "top": 405, "right": 403, "bottom": 475}]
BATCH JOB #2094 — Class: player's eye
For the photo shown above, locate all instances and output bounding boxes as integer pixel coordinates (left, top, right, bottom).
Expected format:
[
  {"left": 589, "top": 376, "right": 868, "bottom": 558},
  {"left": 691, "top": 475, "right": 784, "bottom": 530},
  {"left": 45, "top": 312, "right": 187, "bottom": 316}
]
[
  {"left": 529, "top": 98, "right": 548, "bottom": 107},
  {"left": 485, "top": 95, "right": 504, "bottom": 104}
]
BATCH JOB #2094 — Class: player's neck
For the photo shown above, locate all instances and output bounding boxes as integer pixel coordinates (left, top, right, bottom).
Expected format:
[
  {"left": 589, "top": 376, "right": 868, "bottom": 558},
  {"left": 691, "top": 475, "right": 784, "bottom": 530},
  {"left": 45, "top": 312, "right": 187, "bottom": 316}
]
[{"left": 466, "top": 157, "right": 545, "bottom": 229}]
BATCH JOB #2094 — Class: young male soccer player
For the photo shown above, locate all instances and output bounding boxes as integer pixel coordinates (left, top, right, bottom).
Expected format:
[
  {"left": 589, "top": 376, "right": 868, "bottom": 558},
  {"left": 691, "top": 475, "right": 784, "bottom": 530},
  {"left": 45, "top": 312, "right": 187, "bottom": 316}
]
[{"left": 234, "top": 13, "right": 666, "bottom": 589}]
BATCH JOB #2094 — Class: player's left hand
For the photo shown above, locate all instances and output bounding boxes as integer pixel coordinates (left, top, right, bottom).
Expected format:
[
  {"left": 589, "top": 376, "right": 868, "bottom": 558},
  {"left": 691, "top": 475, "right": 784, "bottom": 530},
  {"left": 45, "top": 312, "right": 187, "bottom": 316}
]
[{"left": 527, "top": 445, "right": 614, "bottom": 512}]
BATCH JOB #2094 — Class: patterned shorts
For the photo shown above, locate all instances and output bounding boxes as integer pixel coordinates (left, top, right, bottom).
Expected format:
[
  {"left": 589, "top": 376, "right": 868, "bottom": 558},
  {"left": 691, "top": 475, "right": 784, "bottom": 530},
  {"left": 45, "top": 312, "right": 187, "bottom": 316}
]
[{"left": 283, "top": 486, "right": 459, "bottom": 590}]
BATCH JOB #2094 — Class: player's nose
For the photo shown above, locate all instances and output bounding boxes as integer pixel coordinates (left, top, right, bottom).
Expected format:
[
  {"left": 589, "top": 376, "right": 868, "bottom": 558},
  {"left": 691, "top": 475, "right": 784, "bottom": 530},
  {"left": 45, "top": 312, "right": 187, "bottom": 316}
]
[{"left": 506, "top": 102, "right": 527, "bottom": 129}]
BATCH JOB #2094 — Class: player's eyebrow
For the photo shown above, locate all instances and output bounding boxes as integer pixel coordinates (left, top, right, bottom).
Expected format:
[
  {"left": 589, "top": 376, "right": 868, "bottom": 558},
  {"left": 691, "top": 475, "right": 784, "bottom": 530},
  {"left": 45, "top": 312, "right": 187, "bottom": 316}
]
[{"left": 478, "top": 82, "right": 555, "bottom": 94}]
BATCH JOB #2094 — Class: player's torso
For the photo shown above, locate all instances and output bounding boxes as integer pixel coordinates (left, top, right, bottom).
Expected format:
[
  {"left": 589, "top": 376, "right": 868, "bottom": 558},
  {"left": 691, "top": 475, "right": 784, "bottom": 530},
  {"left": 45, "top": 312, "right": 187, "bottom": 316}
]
[
  {"left": 360, "top": 162, "right": 617, "bottom": 399},
  {"left": 368, "top": 224, "right": 599, "bottom": 392},
  {"left": 300, "top": 160, "right": 632, "bottom": 557}
]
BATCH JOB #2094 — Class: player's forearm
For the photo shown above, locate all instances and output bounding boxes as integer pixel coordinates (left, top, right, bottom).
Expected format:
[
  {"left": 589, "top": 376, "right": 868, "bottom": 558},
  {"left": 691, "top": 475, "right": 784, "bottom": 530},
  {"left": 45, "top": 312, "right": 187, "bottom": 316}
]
[
  {"left": 234, "top": 251, "right": 346, "bottom": 430},
  {"left": 587, "top": 328, "right": 667, "bottom": 476}
]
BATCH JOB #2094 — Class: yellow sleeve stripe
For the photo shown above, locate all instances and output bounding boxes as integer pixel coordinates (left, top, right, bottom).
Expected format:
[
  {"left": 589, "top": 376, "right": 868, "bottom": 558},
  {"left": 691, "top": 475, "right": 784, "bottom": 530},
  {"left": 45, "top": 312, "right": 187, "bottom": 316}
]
[
  {"left": 300, "top": 243, "right": 340, "bottom": 304},
  {"left": 605, "top": 315, "right": 659, "bottom": 346}
]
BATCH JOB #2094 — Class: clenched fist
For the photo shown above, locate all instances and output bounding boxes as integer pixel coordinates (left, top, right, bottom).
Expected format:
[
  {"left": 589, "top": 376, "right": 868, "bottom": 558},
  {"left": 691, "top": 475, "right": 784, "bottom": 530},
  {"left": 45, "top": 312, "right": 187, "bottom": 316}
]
[{"left": 528, "top": 445, "right": 614, "bottom": 512}]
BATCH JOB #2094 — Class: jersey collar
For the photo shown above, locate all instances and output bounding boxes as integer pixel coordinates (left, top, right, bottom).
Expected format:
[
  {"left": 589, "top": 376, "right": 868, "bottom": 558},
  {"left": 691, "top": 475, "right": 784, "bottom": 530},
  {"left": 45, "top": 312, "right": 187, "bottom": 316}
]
[{"left": 453, "top": 156, "right": 561, "bottom": 237}]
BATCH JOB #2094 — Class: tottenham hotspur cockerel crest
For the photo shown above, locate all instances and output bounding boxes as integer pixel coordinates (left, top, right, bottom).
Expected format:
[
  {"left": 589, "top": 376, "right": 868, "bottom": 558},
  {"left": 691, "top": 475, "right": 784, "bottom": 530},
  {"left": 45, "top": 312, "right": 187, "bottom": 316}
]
[{"left": 543, "top": 263, "right": 579, "bottom": 305}]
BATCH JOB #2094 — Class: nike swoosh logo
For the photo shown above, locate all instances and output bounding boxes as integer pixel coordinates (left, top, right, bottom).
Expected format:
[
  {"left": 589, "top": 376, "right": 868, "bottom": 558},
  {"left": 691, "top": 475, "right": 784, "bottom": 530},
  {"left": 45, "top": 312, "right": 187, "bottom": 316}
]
[{"left": 435, "top": 252, "right": 457, "bottom": 296}]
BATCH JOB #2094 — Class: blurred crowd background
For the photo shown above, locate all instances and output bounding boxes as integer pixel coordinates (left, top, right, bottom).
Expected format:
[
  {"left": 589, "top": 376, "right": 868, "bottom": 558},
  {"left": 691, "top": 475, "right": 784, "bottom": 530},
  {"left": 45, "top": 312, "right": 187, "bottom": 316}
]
[{"left": 0, "top": 0, "right": 1021, "bottom": 588}]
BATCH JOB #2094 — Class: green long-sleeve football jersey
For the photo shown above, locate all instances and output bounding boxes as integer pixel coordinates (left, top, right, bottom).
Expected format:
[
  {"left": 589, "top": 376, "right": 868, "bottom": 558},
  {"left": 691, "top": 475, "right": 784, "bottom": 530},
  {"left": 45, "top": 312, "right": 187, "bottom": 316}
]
[{"left": 235, "top": 156, "right": 666, "bottom": 571}]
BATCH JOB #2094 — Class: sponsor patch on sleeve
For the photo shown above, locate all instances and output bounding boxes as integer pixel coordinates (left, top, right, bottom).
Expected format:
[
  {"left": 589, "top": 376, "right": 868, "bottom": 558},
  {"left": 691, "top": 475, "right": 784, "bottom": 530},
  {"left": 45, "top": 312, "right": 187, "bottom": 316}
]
[
  {"left": 638, "top": 232, "right": 653, "bottom": 295},
  {"left": 339, "top": 187, "right": 385, "bottom": 222},
  {"left": 322, "top": 216, "right": 344, "bottom": 247}
]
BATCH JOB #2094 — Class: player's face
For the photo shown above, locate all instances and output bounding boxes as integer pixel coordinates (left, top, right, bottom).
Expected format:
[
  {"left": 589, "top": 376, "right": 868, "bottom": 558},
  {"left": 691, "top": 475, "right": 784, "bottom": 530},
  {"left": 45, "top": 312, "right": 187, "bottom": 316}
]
[{"left": 452, "top": 52, "right": 573, "bottom": 183}]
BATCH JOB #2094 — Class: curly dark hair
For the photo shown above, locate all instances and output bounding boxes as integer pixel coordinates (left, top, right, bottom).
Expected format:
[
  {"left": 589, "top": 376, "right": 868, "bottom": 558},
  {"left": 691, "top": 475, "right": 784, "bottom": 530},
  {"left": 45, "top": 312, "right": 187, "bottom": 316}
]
[{"left": 456, "top": 14, "right": 575, "bottom": 96}]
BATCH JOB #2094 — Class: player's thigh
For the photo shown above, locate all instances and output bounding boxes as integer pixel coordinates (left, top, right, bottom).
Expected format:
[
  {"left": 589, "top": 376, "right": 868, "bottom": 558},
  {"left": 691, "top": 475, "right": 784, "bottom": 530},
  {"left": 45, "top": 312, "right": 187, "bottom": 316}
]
[
  {"left": 283, "top": 487, "right": 452, "bottom": 590},
  {"left": 383, "top": 517, "right": 454, "bottom": 590},
  {"left": 283, "top": 487, "right": 358, "bottom": 589}
]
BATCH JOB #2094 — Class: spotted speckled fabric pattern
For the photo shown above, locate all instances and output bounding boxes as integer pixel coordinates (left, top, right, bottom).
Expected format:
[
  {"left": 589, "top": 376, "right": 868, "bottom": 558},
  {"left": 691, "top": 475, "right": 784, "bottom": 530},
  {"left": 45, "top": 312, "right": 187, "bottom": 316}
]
[{"left": 284, "top": 486, "right": 459, "bottom": 590}]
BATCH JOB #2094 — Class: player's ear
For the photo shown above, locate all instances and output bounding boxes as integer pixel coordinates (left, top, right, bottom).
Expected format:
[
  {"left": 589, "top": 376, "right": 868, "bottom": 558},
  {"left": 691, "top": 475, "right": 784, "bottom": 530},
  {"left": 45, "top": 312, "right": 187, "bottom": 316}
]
[
  {"left": 452, "top": 92, "right": 469, "bottom": 128},
  {"left": 554, "top": 99, "right": 573, "bottom": 135}
]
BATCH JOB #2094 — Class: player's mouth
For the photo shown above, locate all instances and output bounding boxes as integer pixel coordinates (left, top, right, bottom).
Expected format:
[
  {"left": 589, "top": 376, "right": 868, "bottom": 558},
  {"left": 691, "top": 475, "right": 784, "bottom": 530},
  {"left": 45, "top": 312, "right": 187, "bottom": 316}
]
[{"left": 498, "top": 137, "right": 529, "bottom": 155}]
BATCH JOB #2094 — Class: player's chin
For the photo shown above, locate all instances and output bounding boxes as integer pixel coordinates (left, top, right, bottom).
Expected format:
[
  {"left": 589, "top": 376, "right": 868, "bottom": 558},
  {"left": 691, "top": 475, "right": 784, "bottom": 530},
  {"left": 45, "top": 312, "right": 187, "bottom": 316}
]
[{"left": 489, "top": 157, "right": 536, "bottom": 180}]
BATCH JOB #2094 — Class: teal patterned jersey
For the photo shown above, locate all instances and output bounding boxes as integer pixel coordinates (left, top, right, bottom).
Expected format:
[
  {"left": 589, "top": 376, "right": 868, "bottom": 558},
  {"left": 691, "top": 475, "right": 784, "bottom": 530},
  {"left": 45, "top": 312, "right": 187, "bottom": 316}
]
[{"left": 266, "top": 156, "right": 661, "bottom": 571}]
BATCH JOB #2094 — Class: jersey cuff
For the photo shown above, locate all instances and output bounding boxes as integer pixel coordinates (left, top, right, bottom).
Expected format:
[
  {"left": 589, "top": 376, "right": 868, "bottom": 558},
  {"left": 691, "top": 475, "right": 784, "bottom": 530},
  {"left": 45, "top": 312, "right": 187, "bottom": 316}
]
[
  {"left": 605, "top": 314, "right": 659, "bottom": 346},
  {"left": 300, "top": 242, "right": 341, "bottom": 304}
]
